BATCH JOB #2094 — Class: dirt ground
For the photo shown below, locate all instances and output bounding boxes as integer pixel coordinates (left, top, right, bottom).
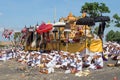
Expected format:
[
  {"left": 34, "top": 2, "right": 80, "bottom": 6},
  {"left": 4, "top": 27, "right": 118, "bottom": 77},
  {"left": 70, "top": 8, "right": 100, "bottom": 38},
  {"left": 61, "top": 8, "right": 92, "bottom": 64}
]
[{"left": 0, "top": 59, "right": 120, "bottom": 80}]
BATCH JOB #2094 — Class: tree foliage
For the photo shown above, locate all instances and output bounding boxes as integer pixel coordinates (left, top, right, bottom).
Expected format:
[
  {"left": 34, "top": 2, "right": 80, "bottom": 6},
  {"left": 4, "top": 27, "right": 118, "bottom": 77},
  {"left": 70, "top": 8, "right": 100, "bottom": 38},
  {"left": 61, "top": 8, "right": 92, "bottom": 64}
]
[
  {"left": 113, "top": 13, "right": 120, "bottom": 27},
  {"left": 105, "top": 21, "right": 110, "bottom": 28},
  {"left": 13, "top": 32, "right": 21, "bottom": 47},
  {"left": 106, "top": 30, "right": 120, "bottom": 43},
  {"left": 14, "top": 32, "right": 21, "bottom": 41},
  {"left": 81, "top": 2, "right": 110, "bottom": 18}
]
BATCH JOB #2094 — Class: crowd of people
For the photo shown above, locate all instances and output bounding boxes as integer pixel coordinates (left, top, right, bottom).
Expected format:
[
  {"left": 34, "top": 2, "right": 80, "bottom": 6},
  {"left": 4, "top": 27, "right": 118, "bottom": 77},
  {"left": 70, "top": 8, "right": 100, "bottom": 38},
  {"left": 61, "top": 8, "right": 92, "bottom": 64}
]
[
  {"left": 0, "top": 41, "right": 120, "bottom": 74},
  {"left": 103, "top": 42, "right": 120, "bottom": 60}
]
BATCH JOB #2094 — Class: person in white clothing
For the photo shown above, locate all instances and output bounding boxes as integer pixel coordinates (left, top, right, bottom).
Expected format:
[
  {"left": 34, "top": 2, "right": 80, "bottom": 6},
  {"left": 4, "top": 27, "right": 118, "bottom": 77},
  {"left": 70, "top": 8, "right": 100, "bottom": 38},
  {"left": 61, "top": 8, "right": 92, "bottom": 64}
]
[
  {"left": 95, "top": 53, "right": 104, "bottom": 69},
  {"left": 76, "top": 57, "right": 82, "bottom": 72},
  {"left": 83, "top": 54, "right": 92, "bottom": 68}
]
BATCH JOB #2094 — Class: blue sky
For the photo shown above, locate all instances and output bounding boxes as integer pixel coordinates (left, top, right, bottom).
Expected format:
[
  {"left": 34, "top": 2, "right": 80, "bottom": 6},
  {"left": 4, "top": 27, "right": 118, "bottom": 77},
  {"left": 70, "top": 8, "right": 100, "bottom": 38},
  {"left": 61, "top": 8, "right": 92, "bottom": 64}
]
[{"left": 0, "top": 0, "right": 120, "bottom": 41}]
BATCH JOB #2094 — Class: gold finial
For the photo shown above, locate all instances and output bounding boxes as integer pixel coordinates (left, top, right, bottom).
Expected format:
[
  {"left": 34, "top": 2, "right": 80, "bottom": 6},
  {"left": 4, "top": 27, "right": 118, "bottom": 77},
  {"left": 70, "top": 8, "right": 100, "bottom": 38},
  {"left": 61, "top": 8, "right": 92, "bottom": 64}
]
[{"left": 82, "top": 12, "right": 86, "bottom": 18}]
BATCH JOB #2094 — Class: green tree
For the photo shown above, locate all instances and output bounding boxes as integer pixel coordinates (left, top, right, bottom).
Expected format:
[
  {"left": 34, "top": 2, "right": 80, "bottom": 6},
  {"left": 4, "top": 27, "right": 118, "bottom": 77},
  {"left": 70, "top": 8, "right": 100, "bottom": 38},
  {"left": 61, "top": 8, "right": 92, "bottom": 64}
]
[
  {"left": 14, "top": 32, "right": 21, "bottom": 41},
  {"left": 106, "top": 30, "right": 115, "bottom": 42},
  {"left": 14, "top": 32, "right": 21, "bottom": 47},
  {"left": 81, "top": 2, "right": 110, "bottom": 18},
  {"left": 106, "top": 30, "right": 120, "bottom": 43},
  {"left": 113, "top": 13, "right": 120, "bottom": 27},
  {"left": 113, "top": 31, "right": 120, "bottom": 43}
]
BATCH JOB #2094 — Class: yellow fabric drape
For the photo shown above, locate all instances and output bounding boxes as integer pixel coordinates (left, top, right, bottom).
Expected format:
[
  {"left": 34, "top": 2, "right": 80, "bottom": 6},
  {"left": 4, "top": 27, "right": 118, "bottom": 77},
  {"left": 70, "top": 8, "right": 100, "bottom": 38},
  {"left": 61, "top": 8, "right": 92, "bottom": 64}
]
[
  {"left": 88, "top": 39, "right": 103, "bottom": 52},
  {"left": 78, "top": 39, "right": 103, "bottom": 52}
]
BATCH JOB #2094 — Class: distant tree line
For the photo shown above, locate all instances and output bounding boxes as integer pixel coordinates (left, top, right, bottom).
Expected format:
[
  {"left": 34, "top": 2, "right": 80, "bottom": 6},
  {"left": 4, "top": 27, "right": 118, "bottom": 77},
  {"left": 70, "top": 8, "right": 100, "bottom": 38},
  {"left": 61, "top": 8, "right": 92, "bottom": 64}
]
[
  {"left": 105, "top": 13, "right": 120, "bottom": 43},
  {"left": 106, "top": 30, "right": 120, "bottom": 43}
]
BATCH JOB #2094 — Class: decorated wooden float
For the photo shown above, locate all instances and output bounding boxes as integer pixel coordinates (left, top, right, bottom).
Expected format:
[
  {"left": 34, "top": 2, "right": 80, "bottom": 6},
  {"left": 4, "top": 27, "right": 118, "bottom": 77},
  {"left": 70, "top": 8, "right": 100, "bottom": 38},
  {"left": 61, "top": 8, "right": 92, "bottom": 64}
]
[{"left": 21, "top": 12, "right": 103, "bottom": 53}]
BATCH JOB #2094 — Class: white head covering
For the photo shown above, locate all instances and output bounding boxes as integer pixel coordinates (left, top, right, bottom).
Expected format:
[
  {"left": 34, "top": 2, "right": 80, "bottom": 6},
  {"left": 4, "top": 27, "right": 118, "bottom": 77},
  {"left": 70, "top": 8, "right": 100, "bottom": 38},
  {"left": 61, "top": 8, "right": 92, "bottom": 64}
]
[
  {"left": 63, "top": 52, "right": 67, "bottom": 56},
  {"left": 70, "top": 53, "right": 75, "bottom": 56},
  {"left": 50, "top": 52, "right": 55, "bottom": 56},
  {"left": 78, "top": 57, "right": 82, "bottom": 61},
  {"left": 42, "top": 53, "right": 48, "bottom": 56},
  {"left": 31, "top": 52, "right": 34, "bottom": 55}
]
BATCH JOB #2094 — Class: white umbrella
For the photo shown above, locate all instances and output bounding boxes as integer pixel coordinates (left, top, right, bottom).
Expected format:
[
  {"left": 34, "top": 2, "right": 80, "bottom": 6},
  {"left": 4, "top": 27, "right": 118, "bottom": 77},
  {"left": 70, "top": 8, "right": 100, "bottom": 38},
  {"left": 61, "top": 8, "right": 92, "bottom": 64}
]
[
  {"left": 53, "top": 22, "right": 66, "bottom": 27},
  {"left": 53, "top": 22, "right": 66, "bottom": 52}
]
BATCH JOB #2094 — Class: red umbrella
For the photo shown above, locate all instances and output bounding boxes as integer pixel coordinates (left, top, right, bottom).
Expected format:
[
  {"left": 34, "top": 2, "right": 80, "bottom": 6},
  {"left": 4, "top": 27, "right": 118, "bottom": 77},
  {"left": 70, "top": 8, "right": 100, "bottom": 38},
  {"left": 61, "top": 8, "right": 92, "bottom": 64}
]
[
  {"left": 36, "top": 22, "right": 46, "bottom": 34},
  {"left": 46, "top": 23, "right": 53, "bottom": 31},
  {"left": 38, "top": 22, "right": 46, "bottom": 30},
  {"left": 36, "top": 23, "right": 53, "bottom": 34}
]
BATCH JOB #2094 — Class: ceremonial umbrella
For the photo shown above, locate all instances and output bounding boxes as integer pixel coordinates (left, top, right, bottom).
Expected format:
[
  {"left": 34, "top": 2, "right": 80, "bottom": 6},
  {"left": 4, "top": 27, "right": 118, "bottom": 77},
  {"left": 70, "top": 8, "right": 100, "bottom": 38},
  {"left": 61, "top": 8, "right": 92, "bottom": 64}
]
[
  {"left": 52, "top": 28, "right": 58, "bottom": 33},
  {"left": 36, "top": 23, "right": 53, "bottom": 50},
  {"left": 53, "top": 22, "right": 66, "bottom": 52},
  {"left": 94, "top": 16, "right": 110, "bottom": 22},
  {"left": 64, "top": 23, "right": 71, "bottom": 32},
  {"left": 76, "top": 17, "right": 95, "bottom": 26},
  {"left": 64, "top": 23, "right": 71, "bottom": 51},
  {"left": 94, "top": 16, "right": 110, "bottom": 40},
  {"left": 53, "top": 22, "right": 66, "bottom": 27},
  {"left": 52, "top": 27, "right": 58, "bottom": 41},
  {"left": 36, "top": 23, "right": 53, "bottom": 34},
  {"left": 76, "top": 17, "right": 95, "bottom": 38},
  {"left": 76, "top": 17, "right": 95, "bottom": 54}
]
